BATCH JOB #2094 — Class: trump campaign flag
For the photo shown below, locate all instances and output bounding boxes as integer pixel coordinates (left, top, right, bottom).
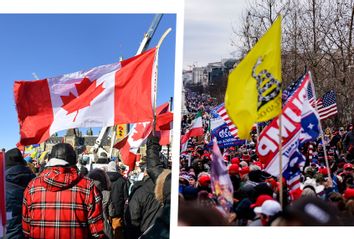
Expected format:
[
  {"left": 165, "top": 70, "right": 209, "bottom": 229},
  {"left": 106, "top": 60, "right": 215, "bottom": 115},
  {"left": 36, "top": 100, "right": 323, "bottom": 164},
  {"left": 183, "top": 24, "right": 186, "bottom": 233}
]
[
  {"left": 257, "top": 73, "right": 320, "bottom": 190},
  {"left": 14, "top": 48, "right": 157, "bottom": 147},
  {"left": 225, "top": 16, "right": 282, "bottom": 139}
]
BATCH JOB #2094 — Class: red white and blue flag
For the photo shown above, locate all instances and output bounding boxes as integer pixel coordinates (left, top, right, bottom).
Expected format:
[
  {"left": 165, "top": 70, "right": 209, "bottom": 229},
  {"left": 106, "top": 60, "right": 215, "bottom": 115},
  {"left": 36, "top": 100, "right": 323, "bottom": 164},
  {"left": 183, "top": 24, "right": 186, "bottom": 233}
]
[
  {"left": 257, "top": 72, "right": 320, "bottom": 191},
  {"left": 314, "top": 90, "right": 338, "bottom": 120},
  {"left": 215, "top": 104, "right": 238, "bottom": 138}
]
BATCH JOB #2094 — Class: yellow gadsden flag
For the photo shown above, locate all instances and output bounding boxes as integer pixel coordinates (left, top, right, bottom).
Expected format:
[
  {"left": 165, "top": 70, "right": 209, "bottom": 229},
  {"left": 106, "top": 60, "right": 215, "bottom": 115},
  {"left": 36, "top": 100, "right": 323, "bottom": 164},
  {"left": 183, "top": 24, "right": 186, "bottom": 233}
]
[{"left": 225, "top": 16, "right": 282, "bottom": 139}]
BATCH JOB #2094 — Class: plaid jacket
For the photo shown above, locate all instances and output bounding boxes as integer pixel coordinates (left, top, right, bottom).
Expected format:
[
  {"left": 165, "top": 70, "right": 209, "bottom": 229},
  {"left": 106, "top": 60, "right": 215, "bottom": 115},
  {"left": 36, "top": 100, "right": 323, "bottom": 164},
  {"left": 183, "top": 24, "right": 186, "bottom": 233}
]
[{"left": 22, "top": 166, "right": 106, "bottom": 238}]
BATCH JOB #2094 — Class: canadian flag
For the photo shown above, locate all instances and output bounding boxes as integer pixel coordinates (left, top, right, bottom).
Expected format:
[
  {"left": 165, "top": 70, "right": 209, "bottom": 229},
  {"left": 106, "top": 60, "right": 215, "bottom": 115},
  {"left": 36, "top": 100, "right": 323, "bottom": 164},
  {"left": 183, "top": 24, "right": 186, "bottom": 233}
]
[
  {"left": 14, "top": 48, "right": 157, "bottom": 147},
  {"left": 114, "top": 102, "right": 172, "bottom": 170}
]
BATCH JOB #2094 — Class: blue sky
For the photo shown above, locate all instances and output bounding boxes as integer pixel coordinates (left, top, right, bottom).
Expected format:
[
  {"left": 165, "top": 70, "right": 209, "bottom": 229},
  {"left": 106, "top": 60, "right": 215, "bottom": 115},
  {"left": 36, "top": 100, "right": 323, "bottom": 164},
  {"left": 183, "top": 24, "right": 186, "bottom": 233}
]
[{"left": 0, "top": 14, "right": 176, "bottom": 150}]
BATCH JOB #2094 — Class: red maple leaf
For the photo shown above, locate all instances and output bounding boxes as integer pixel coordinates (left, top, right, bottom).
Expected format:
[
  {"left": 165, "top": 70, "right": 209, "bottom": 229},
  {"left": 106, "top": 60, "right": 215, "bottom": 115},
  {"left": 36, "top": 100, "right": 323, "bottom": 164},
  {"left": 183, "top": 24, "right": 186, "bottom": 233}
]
[
  {"left": 131, "top": 123, "right": 152, "bottom": 141},
  {"left": 60, "top": 77, "right": 104, "bottom": 122}
]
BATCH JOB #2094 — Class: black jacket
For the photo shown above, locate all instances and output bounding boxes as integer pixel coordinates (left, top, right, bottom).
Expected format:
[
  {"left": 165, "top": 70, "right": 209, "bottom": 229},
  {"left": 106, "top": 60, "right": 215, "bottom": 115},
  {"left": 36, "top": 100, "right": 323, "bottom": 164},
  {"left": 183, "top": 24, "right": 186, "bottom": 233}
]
[
  {"left": 107, "top": 171, "right": 128, "bottom": 218},
  {"left": 5, "top": 165, "right": 35, "bottom": 239},
  {"left": 124, "top": 177, "right": 161, "bottom": 239},
  {"left": 139, "top": 205, "right": 170, "bottom": 239}
]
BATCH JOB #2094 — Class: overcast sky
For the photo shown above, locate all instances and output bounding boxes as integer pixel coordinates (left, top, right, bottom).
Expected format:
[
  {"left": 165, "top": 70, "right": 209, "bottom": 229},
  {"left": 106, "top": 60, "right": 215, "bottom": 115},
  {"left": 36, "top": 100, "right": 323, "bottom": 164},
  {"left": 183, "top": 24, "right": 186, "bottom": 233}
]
[{"left": 183, "top": 0, "right": 249, "bottom": 69}]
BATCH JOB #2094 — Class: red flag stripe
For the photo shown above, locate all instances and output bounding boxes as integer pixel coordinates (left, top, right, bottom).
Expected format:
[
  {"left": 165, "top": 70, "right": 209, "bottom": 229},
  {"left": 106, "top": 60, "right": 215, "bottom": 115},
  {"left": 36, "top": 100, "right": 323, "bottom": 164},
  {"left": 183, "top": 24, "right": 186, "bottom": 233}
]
[
  {"left": 114, "top": 48, "right": 156, "bottom": 124},
  {"left": 14, "top": 79, "right": 54, "bottom": 147}
]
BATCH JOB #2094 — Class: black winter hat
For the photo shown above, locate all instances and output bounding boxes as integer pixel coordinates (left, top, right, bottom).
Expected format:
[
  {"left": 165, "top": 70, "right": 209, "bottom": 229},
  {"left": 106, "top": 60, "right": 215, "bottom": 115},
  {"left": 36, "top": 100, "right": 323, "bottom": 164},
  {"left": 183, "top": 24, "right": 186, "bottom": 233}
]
[
  {"left": 49, "top": 143, "right": 77, "bottom": 166},
  {"left": 5, "top": 148, "right": 26, "bottom": 169}
]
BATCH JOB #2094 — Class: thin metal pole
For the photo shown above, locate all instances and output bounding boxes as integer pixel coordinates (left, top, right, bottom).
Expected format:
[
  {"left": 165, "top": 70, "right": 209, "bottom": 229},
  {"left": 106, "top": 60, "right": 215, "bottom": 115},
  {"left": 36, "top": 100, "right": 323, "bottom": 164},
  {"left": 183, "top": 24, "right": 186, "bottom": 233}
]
[
  {"left": 309, "top": 72, "right": 332, "bottom": 183},
  {"left": 278, "top": 114, "right": 283, "bottom": 207},
  {"left": 32, "top": 72, "right": 40, "bottom": 80},
  {"left": 167, "top": 97, "right": 173, "bottom": 158},
  {"left": 93, "top": 14, "right": 164, "bottom": 153},
  {"left": 109, "top": 126, "right": 117, "bottom": 159},
  {"left": 152, "top": 28, "right": 172, "bottom": 135}
]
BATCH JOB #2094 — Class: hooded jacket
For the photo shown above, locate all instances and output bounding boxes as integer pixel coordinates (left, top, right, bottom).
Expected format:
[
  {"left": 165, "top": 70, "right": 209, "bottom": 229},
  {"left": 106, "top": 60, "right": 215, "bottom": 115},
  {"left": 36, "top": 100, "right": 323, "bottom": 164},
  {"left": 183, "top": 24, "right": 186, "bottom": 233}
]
[
  {"left": 22, "top": 166, "right": 106, "bottom": 239},
  {"left": 107, "top": 171, "right": 128, "bottom": 218},
  {"left": 124, "top": 176, "right": 161, "bottom": 239},
  {"left": 5, "top": 165, "right": 35, "bottom": 239}
]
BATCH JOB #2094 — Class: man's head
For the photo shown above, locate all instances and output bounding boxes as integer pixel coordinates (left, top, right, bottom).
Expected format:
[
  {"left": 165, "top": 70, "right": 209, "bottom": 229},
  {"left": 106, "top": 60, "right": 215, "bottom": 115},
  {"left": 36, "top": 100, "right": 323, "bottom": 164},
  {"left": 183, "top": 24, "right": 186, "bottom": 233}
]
[
  {"left": 254, "top": 200, "right": 282, "bottom": 225},
  {"left": 344, "top": 163, "right": 353, "bottom": 175},
  {"left": 5, "top": 148, "right": 26, "bottom": 169},
  {"left": 49, "top": 143, "right": 77, "bottom": 166}
]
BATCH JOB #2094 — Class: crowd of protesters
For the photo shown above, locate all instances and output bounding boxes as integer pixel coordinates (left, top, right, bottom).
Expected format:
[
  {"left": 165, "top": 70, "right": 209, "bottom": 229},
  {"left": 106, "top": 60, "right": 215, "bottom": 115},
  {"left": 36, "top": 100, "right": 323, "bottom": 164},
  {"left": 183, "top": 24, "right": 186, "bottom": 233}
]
[
  {"left": 4, "top": 136, "right": 171, "bottom": 239},
  {"left": 179, "top": 89, "right": 354, "bottom": 226}
]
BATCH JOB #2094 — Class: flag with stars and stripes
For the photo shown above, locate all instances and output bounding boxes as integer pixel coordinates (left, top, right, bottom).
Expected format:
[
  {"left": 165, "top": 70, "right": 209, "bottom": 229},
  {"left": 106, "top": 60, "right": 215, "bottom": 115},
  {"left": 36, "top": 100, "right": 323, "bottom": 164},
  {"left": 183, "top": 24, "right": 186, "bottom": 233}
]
[
  {"left": 282, "top": 74, "right": 305, "bottom": 104},
  {"left": 258, "top": 72, "right": 320, "bottom": 192},
  {"left": 214, "top": 103, "right": 239, "bottom": 138},
  {"left": 314, "top": 90, "right": 338, "bottom": 120},
  {"left": 283, "top": 73, "right": 316, "bottom": 106}
]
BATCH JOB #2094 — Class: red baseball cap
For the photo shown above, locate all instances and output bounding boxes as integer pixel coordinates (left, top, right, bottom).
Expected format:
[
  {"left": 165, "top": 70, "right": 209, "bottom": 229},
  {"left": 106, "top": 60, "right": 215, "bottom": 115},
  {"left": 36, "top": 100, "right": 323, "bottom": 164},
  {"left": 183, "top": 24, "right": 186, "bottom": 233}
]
[
  {"left": 318, "top": 167, "right": 329, "bottom": 176},
  {"left": 250, "top": 194, "right": 273, "bottom": 208},
  {"left": 198, "top": 174, "right": 211, "bottom": 187},
  {"left": 343, "top": 188, "right": 354, "bottom": 200},
  {"left": 344, "top": 163, "right": 353, "bottom": 170},
  {"left": 231, "top": 157, "right": 240, "bottom": 165},
  {"left": 239, "top": 166, "right": 250, "bottom": 175},
  {"left": 228, "top": 164, "right": 239, "bottom": 175}
]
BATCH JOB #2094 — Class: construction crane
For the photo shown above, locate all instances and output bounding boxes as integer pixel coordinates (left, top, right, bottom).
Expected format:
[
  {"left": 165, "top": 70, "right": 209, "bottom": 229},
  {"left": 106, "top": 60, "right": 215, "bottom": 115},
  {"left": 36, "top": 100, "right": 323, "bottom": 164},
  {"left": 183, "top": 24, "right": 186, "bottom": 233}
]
[{"left": 92, "top": 14, "right": 163, "bottom": 158}]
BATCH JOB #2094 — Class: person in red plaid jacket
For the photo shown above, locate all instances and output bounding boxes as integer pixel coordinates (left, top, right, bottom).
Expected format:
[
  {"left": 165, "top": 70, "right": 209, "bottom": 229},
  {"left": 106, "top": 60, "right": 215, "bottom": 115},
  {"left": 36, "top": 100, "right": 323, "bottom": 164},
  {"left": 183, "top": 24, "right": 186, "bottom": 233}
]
[{"left": 22, "top": 143, "right": 106, "bottom": 238}]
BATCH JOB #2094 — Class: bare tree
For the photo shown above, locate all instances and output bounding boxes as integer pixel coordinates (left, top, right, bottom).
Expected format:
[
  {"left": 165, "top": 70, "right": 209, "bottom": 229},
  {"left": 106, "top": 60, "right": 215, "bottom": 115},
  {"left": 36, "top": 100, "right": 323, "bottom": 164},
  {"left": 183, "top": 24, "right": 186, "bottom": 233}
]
[{"left": 232, "top": 0, "right": 354, "bottom": 125}]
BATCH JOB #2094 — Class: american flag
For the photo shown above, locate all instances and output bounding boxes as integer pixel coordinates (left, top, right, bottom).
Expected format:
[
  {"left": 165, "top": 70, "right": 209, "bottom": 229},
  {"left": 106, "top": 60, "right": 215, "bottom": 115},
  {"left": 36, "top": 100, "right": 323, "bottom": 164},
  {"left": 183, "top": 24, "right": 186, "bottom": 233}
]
[
  {"left": 283, "top": 74, "right": 316, "bottom": 105},
  {"left": 307, "top": 80, "right": 315, "bottom": 106},
  {"left": 284, "top": 75, "right": 336, "bottom": 120},
  {"left": 314, "top": 90, "right": 337, "bottom": 120},
  {"left": 282, "top": 74, "right": 305, "bottom": 104},
  {"left": 216, "top": 105, "right": 238, "bottom": 138}
]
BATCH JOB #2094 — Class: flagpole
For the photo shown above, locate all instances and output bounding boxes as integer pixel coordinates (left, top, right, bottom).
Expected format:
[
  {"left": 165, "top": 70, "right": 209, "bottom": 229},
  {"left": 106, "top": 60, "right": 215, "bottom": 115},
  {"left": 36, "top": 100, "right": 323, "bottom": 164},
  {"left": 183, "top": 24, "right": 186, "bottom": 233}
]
[
  {"left": 167, "top": 96, "right": 173, "bottom": 158},
  {"left": 93, "top": 14, "right": 163, "bottom": 155},
  {"left": 278, "top": 113, "right": 283, "bottom": 207},
  {"left": 256, "top": 123, "right": 260, "bottom": 144},
  {"left": 152, "top": 28, "right": 172, "bottom": 136},
  {"left": 109, "top": 125, "right": 117, "bottom": 159},
  {"left": 309, "top": 72, "right": 332, "bottom": 183}
]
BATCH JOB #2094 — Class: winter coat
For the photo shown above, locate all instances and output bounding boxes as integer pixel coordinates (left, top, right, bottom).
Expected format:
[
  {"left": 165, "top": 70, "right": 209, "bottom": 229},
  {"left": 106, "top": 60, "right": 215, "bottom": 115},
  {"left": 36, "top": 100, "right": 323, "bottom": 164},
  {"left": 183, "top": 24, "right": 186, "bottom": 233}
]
[
  {"left": 5, "top": 165, "right": 35, "bottom": 239},
  {"left": 124, "top": 177, "right": 161, "bottom": 239},
  {"left": 139, "top": 205, "right": 170, "bottom": 239},
  {"left": 88, "top": 168, "right": 113, "bottom": 239},
  {"left": 22, "top": 166, "right": 106, "bottom": 239},
  {"left": 107, "top": 172, "right": 128, "bottom": 218},
  {"left": 92, "top": 181, "right": 113, "bottom": 239},
  {"left": 139, "top": 170, "right": 171, "bottom": 239}
]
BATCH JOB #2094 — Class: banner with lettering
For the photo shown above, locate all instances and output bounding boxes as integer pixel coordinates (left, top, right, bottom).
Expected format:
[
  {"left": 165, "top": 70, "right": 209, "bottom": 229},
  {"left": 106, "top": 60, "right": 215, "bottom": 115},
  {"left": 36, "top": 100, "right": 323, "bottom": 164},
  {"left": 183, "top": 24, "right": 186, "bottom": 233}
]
[
  {"left": 209, "top": 118, "right": 245, "bottom": 148},
  {"left": 257, "top": 73, "right": 320, "bottom": 178}
]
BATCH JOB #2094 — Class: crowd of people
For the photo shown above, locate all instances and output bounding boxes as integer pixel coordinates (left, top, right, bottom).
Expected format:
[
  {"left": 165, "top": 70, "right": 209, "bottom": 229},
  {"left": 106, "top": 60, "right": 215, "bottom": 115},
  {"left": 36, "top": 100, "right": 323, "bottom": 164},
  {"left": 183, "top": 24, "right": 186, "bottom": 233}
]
[
  {"left": 179, "top": 89, "right": 354, "bottom": 226},
  {"left": 4, "top": 136, "right": 171, "bottom": 238}
]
